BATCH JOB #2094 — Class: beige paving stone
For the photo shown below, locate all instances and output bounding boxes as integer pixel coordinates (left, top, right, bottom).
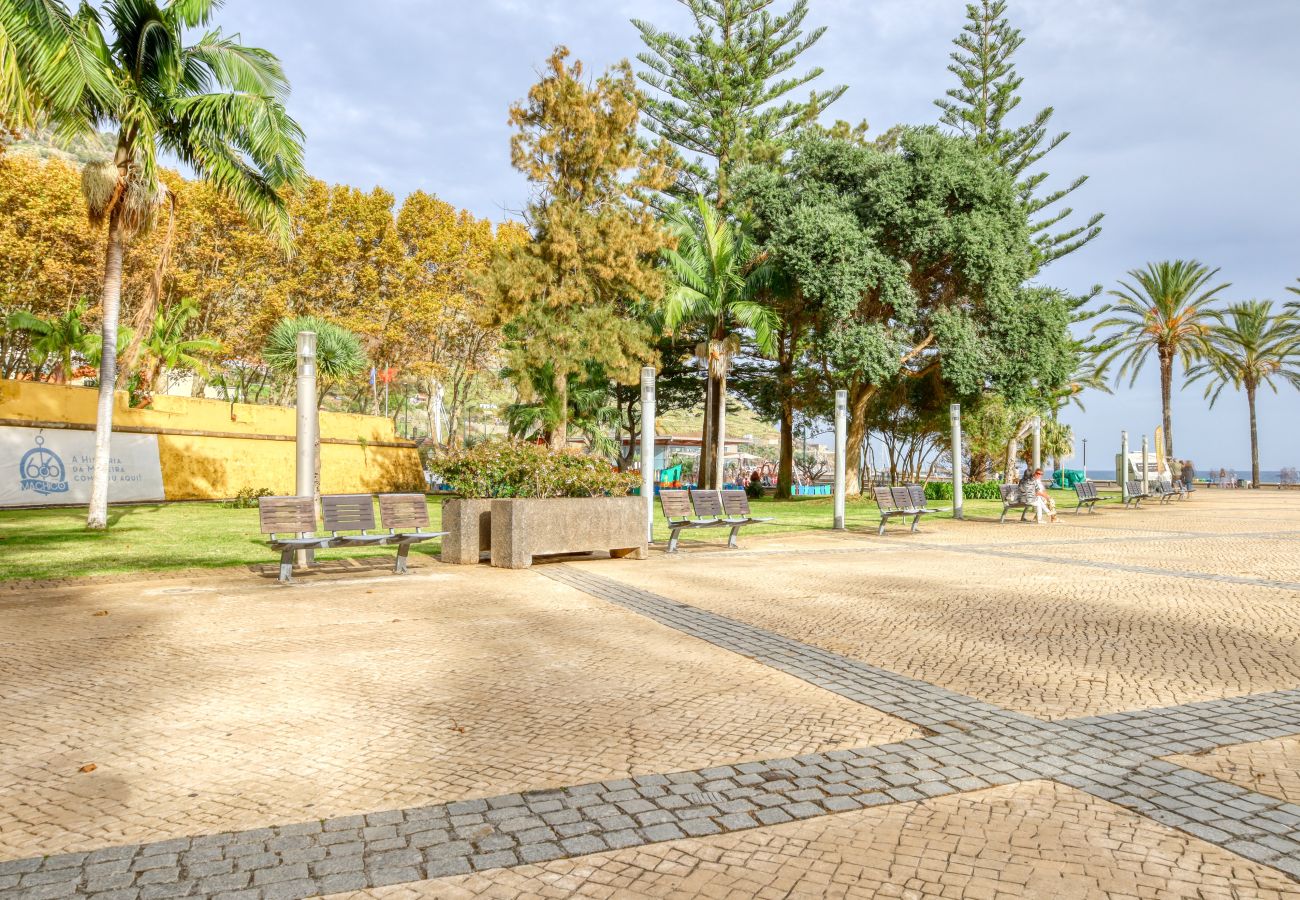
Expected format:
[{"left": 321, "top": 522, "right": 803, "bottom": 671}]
[
  {"left": 578, "top": 492, "right": 1300, "bottom": 719},
  {"left": 0, "top": 565, "right": 916, "bottom": 858},
  {"left": 1168, "top": 737, "right": 1300, "bottom": 804},
  {"left": 333, "top": 781, "right": 1300, "bottom": 899}
]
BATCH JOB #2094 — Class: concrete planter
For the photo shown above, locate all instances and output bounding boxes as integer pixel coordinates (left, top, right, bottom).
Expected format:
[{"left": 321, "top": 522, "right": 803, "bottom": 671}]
[
  {"left": 489, "top": 496, "right": 647, "bottom": 569},
  {"left": 440, "top": 499, "right": 493, "bottom": 565}
]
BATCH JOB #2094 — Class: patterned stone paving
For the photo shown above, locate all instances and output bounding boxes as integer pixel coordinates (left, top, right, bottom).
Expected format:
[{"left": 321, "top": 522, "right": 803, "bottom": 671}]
[
  {"left": 1, "top": 490, "right": 1298, "bottom": 898},
  {"left": 340, "top": 782, "right": 1300, "bottom": 900}
]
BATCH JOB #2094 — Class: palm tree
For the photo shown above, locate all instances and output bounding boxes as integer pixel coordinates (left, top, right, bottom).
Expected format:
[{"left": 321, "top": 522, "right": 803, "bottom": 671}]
[
  {"left": 138, "top": 298, "right": 221, "bottom": 392},
  {"left": 6, "top": 300, "right": 97, "bottom": 382},
  {"left": 1286, "top": 278, "right": 1299, "bottom": 309},
  {"left": 662, "top": 196, "right": 776, "bottom": 488},
  {"left": 1186, "top": 301, "right": 1300, "bottom": 489},
  {"left": 1095, "top": 260, "right": 1230, "bottom": 460},
  {"left": 505, "top": 363, "right": 620, "bottom": 455},
  {"left": 4, "top": 0, "right": 305, "bottom": 528},
  {"left": 263, "top": 316, "right": 367, "bottom": 405}
]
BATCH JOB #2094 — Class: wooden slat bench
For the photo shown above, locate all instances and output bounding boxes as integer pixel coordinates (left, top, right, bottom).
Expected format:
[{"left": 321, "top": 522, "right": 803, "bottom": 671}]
[
  {"left": 378, "top": 493, "right": 449, "bottom": 573},
  {"left": 1072, "top": 480, "right": 1111, "bottom": 514},
  {"left": 999, "top": 483, "right": 1036, "bottom": 524},
  {"left": 259, "top": 493, "right": 446, "bottom": 583},
  {"left": 719, "top": 489, "right": 774, "bottom": 547},
  {"left": 873, "top": 486, "right": 933, "bottom": 535},
  {"left": 258, "top": 496, "right": 335, "bottom": 584},
  {"left": 1123, "top": 481, "right": 1150, "bottom": 509},
  {"left": 660, "top": 489, "right": 726, "bottom": 552}
]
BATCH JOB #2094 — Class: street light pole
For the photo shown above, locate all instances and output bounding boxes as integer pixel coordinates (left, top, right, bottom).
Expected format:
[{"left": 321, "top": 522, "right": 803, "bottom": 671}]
[
  {"left": 1082, "top": 438, "right": 1088, "bottom": 479},
  {"left": 640, "top": 367, "right": 656, "bottom": 544},
  {"left": 833, "top": 390, "right": 847, "bottom": 530},
  {"left": 950, "top": 403, "right": 963, "bottom": 521}
]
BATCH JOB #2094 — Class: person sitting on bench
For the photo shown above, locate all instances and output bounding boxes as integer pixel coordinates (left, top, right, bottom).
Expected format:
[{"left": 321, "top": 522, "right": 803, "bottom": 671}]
[{"left": 1018, "top": 466, "right": 1057, "bottom": 524}]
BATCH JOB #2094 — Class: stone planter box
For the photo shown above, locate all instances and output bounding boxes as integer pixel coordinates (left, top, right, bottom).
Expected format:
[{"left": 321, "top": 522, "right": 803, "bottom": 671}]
[
  {"left": 440, "top": 499, "right": 493, "bottom": 565},
  {"left": 489, "top": 496, "right": 647, "bottom": 569}
]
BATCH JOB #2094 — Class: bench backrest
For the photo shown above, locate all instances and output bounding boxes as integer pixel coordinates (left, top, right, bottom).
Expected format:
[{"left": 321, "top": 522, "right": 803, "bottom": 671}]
[
  {"left": 258, "top": 496, "right": 317, "bottom": 536},
  {"left": 320, "top": 493, "right": 377, "bottom": 534},
  {"left": 904, "top": 485, "right": 926, "bottom": 508},
  {"left": 1074, "top": 482, "right": 1089, "bottom": 499},
  {"left": 892, "top": 487, "right": 916, "bottom": 510},
  {"left": 999, "top": 484, "right": 1021, "bottom": 504},
  {"left": 873, "top": 487, "right": 898, "bottom": 511},
  {"left": 1126, "top": 480, "right": 1146, "bottom": 496},
  {"left": 720, "top": 489, "right": 751, "bottom": 518},
  {"left": 690, "top": 489, "right": 724, "bottom": 518},
  {"left": 659, "top": 489, "right": 694, "bottom": 522},
  {"left": 378, "top": 493, "right": 430, "bottom": 531}
]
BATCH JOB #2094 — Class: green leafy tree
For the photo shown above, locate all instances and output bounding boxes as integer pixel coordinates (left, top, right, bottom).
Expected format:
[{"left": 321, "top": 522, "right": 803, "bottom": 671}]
[
  {"left": 662, "top": 196, "right": 777, "bottom": 488},
  {"left": 1186, "top": 301, "right": 1300, "bottom": 489},
  {"left": 633, "top": 0, "right": 844, "bottom": 206},
  {"left": 736, "top": 130, "right": 1075, "bottom": 494},
  {"left": 4, "top": 0, "right": 306, "bottom": 528},
  {"left": 935, "top": 0, "right": 1101, "bottom": 267},
  {"left": 6, "top": 298, "right": 97, "bottom": 382},
  {"left": 1095, "top": 260, "right": 1230, "bottom": 460},
  {"left": 490, "top": 48, "right": 673, "bottom": 451}
]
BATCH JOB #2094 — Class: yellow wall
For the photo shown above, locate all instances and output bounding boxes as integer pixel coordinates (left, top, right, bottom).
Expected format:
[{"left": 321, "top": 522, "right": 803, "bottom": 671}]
[{"left": 0, "top": 379, "right": 423, "bottom": 500}]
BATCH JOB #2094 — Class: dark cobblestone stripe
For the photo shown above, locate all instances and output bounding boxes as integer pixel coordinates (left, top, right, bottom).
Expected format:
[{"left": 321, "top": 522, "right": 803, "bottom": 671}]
[
  {"left": 542, "top": 565, "right": 1038, "bottom": 735},
  {"left": 1063, "top": 689, "right": 1300, "bottom": 755},
  {"left": 4, "top": 569, "right": 1299, "bottom": 898},
  {"left": 1070, "top": 761, "right": 1300, "bottom": 880}
]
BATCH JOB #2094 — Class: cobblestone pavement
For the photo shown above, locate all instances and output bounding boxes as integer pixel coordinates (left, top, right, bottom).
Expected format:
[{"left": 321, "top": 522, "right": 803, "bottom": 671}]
[{"left": 0, "top": 491, "right": 1297, "bottom": 898}]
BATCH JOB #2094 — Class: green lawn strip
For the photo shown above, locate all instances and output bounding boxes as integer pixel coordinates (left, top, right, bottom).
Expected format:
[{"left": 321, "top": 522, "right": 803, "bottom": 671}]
[
  {"left": 0, "top": 490, "right": 1069, "bottom": 582},
  {"left": 0, "top": 501, "right": 446, "bottom": 583}
]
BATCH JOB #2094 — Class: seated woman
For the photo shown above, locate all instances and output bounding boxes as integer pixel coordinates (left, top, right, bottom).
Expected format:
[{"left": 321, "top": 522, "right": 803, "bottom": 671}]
[{"left": 1018, "top": 467, "right": 1057, "bottom": 524}]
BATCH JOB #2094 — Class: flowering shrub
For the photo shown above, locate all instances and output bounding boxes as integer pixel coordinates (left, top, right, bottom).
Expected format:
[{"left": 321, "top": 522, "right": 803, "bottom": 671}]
[{"left": 435, "top": 441, "right": 637, "bottom": 499}]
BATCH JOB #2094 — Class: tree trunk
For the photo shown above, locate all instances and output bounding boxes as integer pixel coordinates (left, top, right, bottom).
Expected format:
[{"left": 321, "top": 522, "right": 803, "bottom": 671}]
[
  {"left": 777, "top": 397, "right": 794, "bottom": 500},
  {"left": 1159, "top": 352, "right": 1175, "bottom": 460},
  {"left": 548, "top": 368, "right": 568, "bottom": 451},
  {"left": 699, "top": 373, "right": 716, "bottom": 489},
  {"left": 1247, "top": 381, "right": 1259, "bottom": 489},
  {"left": 713, "top": 367, "right": 727, "bottom": 488},
  {"left": 87, "top": 221, "right": 125, "bottom": 530},
  {"left": 843, "top": 385, "right": 873, "bottom": 496},
  {"left": 1003, "top": 438, "right": 1018, "bottom": 484}
]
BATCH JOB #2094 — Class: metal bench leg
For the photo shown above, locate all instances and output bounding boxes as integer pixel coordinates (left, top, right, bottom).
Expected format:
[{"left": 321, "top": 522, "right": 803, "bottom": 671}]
[
  {"left": 668, "top": 526, "right": 681, "bottom": 553},
  {"left": 910, "top": 513, "right": 921, "bottom": 533},
  {"left": 878, "top": 515, "right": 888, "bottom": 536},
  {"left": 727, "top": 525, "right": 741, "bottom": 549},
  {"left": 999, "top": 506, "right": 1008, "bottom": 525},
  {"left": 279, "top": 549, "right": 295, "bottom": 584},
  {"left": 395, "top": 542, "right": 411, "bottom": 574}
]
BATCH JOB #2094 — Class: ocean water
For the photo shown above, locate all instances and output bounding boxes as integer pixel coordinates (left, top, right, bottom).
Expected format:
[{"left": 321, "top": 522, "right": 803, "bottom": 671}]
[{"left": 1065, "top": 469, "right": 1287, "bottom": 483}]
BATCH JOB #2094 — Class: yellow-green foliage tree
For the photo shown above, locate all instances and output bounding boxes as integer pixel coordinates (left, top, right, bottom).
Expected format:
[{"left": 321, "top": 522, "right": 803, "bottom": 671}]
[
  {"left": 397, "top": 190, "right": 526, "bottom": 444},
  {"left": 0, "top": 153, "right": 181, "bottom": 376},
  {"left": 491, "top": 47, "right": 674, "bottom": 450}
]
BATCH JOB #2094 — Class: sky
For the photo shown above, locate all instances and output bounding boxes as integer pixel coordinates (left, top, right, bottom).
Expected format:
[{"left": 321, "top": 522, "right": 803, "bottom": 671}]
[{"left": 218, "top": 0, "right": 1300, "bottom": 470}]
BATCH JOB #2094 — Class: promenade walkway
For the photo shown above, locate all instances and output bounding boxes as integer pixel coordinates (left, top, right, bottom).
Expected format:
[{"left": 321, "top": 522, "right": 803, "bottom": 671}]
[{"left": 2, "top": 491, "right": 1298, "bottom": 898}]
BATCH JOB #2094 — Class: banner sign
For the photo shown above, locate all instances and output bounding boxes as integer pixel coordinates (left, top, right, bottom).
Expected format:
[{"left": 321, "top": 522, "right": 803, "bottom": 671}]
[{"left": 0, "top": 426, "right": 164, "bottom": 507}]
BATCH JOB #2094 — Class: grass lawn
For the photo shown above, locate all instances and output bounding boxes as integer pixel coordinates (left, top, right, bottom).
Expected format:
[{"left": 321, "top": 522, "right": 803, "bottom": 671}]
[{"left": 0, "top": 492, "right": 1036, "bottom": 583}]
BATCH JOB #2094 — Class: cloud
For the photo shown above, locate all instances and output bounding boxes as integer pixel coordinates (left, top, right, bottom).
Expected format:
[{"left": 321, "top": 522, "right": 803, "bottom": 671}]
[{"left": 215, "top": 0, "right": 1300, "bottom": 467}]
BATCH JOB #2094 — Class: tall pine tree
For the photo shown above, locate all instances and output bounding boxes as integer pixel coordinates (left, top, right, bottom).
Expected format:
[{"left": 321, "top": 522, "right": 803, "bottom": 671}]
[
  {"left": 936, "top": 1, "right": 1102, "bottom": 267},
  {"left": 490, "top": 48, "right": 674, "bottom": 451},
  {"left": 633, "top": 0, "right": 845, "bottom": 207}
]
